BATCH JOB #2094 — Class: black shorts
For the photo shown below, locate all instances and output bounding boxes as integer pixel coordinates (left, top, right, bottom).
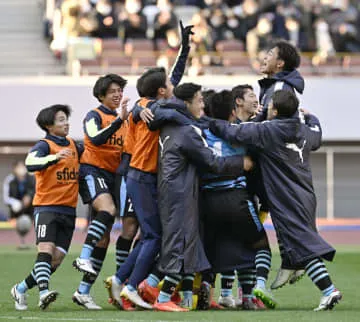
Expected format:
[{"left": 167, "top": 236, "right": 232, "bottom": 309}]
[
  {"left": 79, "top": 167, "right": 116, "bottom": 205},
  {"left": 201, "top": 189, "right": 266, "bottom": 246},
  {"left": 34, "top": 212, "right": 75, "bottom": 253}
]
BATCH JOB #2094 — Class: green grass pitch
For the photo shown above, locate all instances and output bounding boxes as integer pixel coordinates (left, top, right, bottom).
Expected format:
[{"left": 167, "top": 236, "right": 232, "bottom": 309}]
[{"left": 0, "top": 245, "right": 359, "bottom": 322}]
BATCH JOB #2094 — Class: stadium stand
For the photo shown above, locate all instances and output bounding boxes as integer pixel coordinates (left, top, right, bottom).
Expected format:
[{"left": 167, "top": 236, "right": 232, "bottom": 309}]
[{"left": 42, "top": 0, "right": 360, "bottom": 77}]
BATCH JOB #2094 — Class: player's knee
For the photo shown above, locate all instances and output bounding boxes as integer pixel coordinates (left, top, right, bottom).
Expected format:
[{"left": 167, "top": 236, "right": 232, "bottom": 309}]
[{"left": 122, "top": 220, "right": 138, "bottom": 239}]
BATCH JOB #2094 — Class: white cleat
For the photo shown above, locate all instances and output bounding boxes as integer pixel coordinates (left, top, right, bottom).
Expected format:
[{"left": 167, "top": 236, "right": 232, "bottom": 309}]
[
  {"left": 104, "top": 275, "right": 123, "bottom": 308},
  {"left": 218, "top": 295, "right": 237, "bottom": 308},
  {"left": 73, "top": 258, "right": 97, "bottom": 276},
  {"left": 11, "top": 284, "right": 28, "bottom": 311},
  {"left": 289, "top": 269, "right": 305, "bottom": 285},
  {"left": 120, "top": 285, "right": 153, "bottom": 310},
  {"left": 38, "top": 290, "right": 59, "bottom": 310},
  {"left": 314, "top": 289, "right": 342, "bottom": 312},
  {"left": 72, "top": 290, "right": 102, "bottom": 310},
  {"left": 271, "top": 268, "right": 295, "bottom": 289}
]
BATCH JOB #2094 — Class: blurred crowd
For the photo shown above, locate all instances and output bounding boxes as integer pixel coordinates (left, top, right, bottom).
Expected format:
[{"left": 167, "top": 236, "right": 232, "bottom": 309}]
[{"left": 45, "top": 0, "right": 360, "bottom": 72}]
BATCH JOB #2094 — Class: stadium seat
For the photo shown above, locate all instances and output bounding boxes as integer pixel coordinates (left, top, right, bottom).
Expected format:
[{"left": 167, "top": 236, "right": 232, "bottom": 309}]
[{"left": 102, "top": 38, "right": 123, "bottom": 51}]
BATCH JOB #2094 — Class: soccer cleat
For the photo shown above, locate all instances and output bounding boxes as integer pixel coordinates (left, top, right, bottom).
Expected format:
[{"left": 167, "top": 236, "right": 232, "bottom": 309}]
[
  {"left": 11, "top": 284, "right": 28, "bottom": 311},
  {"left": 197, "top": 283, "right": 211, "bottom": 310},
  {"left": 120, "top": 285, "right": 153, "bottom": 310},
  {"left": 153, "top": 301, "right": 189, "bottom": 312},
  {"left": 138, "top": 280, "right": 159, "bottom": 304},
  {"left": 72, "top": 290, "right": 102, "bottom": 310},
  {"left": 121, "top": 297, "right": 137, "bottom": 311},
  {"left": 210, "top": 300, "right": 224, "bottom": 310},
  {"left": 235, "top": 286, "right": 243, "bottom": 307},
  {"left": 270, "top": 268, "right": 296, "bottom": 290},
  {"left": 289, "top": 269, "right": 305, "bottom": 285},
  {"left": 218, "top": 295, "right": 236, "bottom": 308},
  {"left": 38, "top": 290, "right": 59, "bottom": 310},
  {"left": 314, "top": 289, "right": 342, "bottom": 312},
  {"left": 104, "top": 276, "right": 123, "bottom": 308},
  {"left": 242, "top": 296, "right": 266, "bottom": 310},
  {"left": 252, "top": 286, "right": 277, "bottom": 309},
  {"left": 73, "top": 258, "right": 97, "bottom": 276}
]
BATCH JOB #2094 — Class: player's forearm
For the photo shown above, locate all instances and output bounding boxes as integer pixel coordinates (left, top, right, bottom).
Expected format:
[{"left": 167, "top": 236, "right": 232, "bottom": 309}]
[
  {"left": 85, "top": 117, "right": 123, "bottom": 145},
  {"left": 25, "top": 151, "right": 58, "bottom": 172}
]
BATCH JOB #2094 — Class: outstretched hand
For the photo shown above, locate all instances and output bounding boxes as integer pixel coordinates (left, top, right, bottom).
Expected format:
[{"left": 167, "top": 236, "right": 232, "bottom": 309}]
[{"left": 180, "top": 20, "right": 194, "bottom": 47}]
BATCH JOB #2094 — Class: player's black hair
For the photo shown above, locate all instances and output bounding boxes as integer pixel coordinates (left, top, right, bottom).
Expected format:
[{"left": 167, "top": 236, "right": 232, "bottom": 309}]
[
  {"left": 210, "top": 90, "right": 234, "bottom": 121},
  {"left": 272, "top": 40, "right": 301, "bottom": 71},
  {"left": 93, "top": 74, "right": 127, "bottom": 102},
  {"left": 36, "top": 105, "right": 71, "bottom": 133},
  {"left": 136, "top": 67, "right": 167, "bottom": 98},
  {"left": 231, "top": 84, "right": 254, "bottom": 106},
  {"left": 272, "top": 90, "right": 299, "bottom": 117},
  {"left": 173, "top": 83, "right": 202, "bottom": 103},
  {"left": 202, "top": 89, "right": 216, "bottom": 117}
]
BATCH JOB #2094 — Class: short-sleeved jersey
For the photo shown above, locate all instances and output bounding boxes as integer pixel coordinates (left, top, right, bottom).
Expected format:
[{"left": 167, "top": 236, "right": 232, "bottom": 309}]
[
  {"left": 81, "top": 107, "right": 126, "bottom": 173},
  {"left": 33, "top": 138, "right": 79, "bottom": 208},
  {"left": 129, "top": 98, "right": 159, "bottom": 174}
]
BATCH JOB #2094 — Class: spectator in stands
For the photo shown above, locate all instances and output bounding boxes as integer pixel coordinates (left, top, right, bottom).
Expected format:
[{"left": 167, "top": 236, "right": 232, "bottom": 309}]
[
  {"left": 237, "top": 0, "right": 260, "bottom": 43},
  {"left": 92, "top": 0, "right": 119, "bottom": 38},
  {"left": 153, "top": 0, "right": 178, "bottom": 44},
  {"left": 120, "top": 0, "right": 148, "bottom": 43},
  {"left": 3, "top": 161, "right": 35, "bottom": 247},
  {"left": 207, "top": 7, "right": 228, "bottom": 47}
]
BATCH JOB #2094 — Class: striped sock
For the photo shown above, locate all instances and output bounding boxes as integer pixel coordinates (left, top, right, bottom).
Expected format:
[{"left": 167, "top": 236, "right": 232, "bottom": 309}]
[
  {"left": 81, "top": 211, "right": 114, "bottom": 259},
  {"left": 255, "top": 249, "right": 272, "bottom": 288},
  {"left": 79, "top": 247, "right": 107, "bottom": 294},
  {"left": 220, "top": 272, "right": 235, "bottom": 297},
  {"left": 237, "top": 268, "right": 256, "bottom": 297},
  {"left": 157, "top": 274, "right": 182, "bottom": 303},
  {"left": 305, "top": 258, "right": 335, "bottom": 296},
  {"left": 115, "top": 236, "right": 132, "bottom": 271},
  {"left": 34, "top": 252, "right": 52, "bottom": 297}
]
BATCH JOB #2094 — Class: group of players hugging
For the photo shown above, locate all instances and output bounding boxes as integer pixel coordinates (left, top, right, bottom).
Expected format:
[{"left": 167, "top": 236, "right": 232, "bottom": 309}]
[{"left": 11, "top": 21, "right": 341, "bottom": 313}]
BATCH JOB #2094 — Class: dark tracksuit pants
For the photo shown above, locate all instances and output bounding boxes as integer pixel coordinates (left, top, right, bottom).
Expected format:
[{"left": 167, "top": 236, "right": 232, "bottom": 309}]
[{"left": 115, "top": 168, "right": 161, "bottom": 287}]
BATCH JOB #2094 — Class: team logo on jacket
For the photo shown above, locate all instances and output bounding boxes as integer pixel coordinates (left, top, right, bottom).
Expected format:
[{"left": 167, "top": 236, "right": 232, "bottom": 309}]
[
  {"left": 56, "top": 167, "right": 79, "bottom": 181},
  {"left": 107, "top": 135, "right": 124, "bottom": 146}
]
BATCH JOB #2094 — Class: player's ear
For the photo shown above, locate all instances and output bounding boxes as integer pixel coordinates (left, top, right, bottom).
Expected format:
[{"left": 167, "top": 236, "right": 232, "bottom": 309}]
[
  {"left": 235, "top": 97, "right": 243, "bottom": 106},
  {"left": 277, "top": 59, "right": 285, "bottom": 70}
]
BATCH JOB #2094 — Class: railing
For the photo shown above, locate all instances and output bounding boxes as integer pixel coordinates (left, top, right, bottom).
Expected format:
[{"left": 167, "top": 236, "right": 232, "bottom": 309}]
[{"left": 1, "top": 143, "right": 360, "bottom": 220}]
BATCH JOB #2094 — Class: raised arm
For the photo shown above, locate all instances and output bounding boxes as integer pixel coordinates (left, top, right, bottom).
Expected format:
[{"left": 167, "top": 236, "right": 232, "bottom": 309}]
[{"left": 169, "top": 21, "right": 194, "bottom": 87}]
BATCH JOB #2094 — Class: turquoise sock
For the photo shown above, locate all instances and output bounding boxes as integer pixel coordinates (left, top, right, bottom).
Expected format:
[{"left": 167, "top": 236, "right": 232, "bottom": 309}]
[
  {"left": 323, "top": 284, "right": 335, "bottom": 296},
  {"left": 221, "top": 288, "right": 232, "bottom": 297},
  {"left": 158, "top": 291, "right": 171, "bottom": 303},
  {"left": 80, "top": 245, "right": 93, "bottom": 260},
  {"left": 78, "top": 281, "right": 91, "bottom": 295},
  {"left": 17, "top": 281, "right": 28, "bottom": 294},
  {"left": 256, "top": 278, "right": 266, "bottom": 289},
  {"left": 183, "top": 290, "right": 193, "bottom": 301},
  {"left": 147, "top": 274, "right": 160, "bottom": 288},
  {"left": 127, "top": 284, "right": 136, "bottom": 292}
]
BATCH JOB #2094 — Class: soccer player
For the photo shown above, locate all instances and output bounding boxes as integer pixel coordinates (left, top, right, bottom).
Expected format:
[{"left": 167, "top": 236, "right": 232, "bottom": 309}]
[
  {"left": 231, "top": 84, "right": 268, "bottom": 309},
  {"left": 72, "top": 73, "right": 129, "bottom": 309},
  {"left": 210, "top": 90, "right": 342, "bottom": 311},
  {"left": 256, "top": 40, "right": 307, "bottom": 288},
  {"left": 11, "top": 104, "right": 82, "bottom": 310},
  {"left": 105, "top": 21, "right": 194, "bottom": 310},
  {"left": 202, "top": 90, "right": 273, "bottom": 309}
]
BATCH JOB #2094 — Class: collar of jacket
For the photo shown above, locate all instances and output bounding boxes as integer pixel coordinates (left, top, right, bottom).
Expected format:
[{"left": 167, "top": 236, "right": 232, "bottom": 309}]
[
  {"left": 99, "top": 105, "right": 117, "bottom": 116},
  {"left": 45, "top": 134, "right": 70, "bottom": 146},
  {"left": 159, "top": 96, "right": 198, "bottom": 122}
]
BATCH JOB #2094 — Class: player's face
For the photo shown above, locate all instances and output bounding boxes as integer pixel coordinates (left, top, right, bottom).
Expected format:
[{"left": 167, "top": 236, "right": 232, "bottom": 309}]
[
  {"left": 187, "top": 91, "right": 204, "bottom": 119},
  {"left": 242, "top": 89, "right": 258, "bottom": 115},
  {"left": 260, "top": 47, "right": 281, "bottom": 75},
  {"left": 101, "top": 82, "right": 123, "bottom": 110},
  {"left": 48, "top": 111, "right": 69, "bottom": 137}
]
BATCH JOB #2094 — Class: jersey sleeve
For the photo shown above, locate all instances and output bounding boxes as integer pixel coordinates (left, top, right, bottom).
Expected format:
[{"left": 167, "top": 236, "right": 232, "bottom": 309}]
[{"left": 25, "top": 140, "right": 58, "bottom": 172}]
